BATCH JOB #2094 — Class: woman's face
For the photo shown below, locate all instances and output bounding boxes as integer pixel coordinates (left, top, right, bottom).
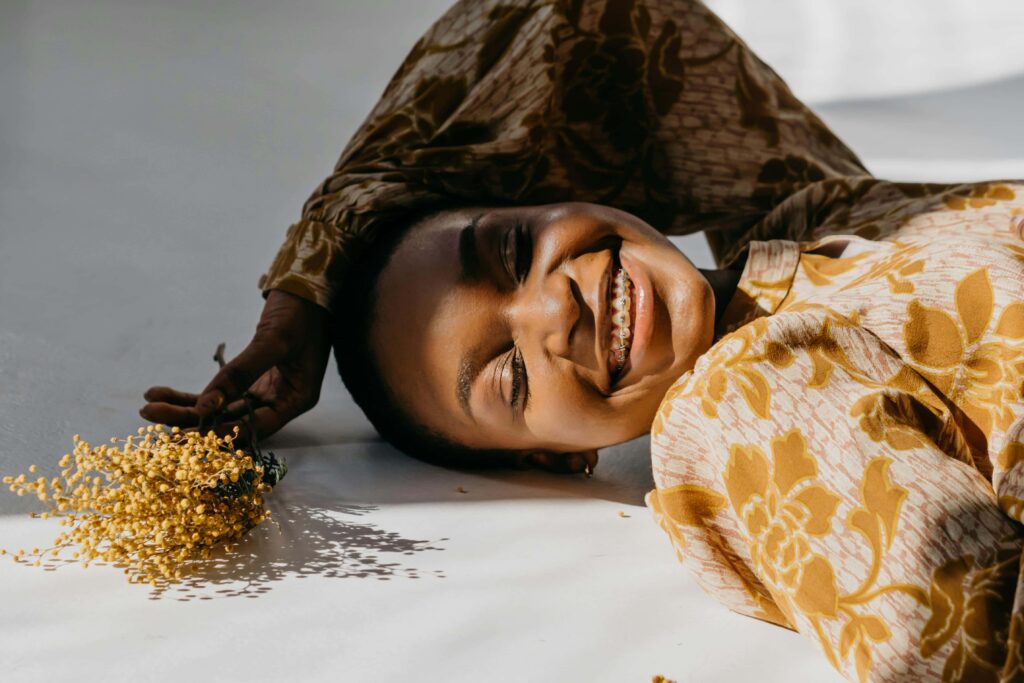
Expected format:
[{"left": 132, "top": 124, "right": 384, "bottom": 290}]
[{"left": 370, "top": 202, "right": 715, "bottom": 454}]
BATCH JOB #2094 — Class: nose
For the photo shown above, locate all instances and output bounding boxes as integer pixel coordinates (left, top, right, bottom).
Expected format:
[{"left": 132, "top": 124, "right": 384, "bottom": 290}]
[{"left": 507, "top": 269, "right": 579, "bottom": 360}]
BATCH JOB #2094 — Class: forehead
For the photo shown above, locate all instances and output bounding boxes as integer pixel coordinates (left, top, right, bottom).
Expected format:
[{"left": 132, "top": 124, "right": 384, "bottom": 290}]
[{"left": 370, "top": 208, "right": 484, "bottom": 437}]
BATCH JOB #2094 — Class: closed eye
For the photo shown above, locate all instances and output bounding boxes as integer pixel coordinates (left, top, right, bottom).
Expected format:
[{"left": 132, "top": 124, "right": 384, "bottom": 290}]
[
  {"left": 510, "top": 346, "right": 528, "bottom": 416},
  {"left": 492, "top": 345, "right": 528, "bottom": 416},
  {"left": 499, "top": 221, "right": 532, "bottom": 417},
  {"left": 503, "top": 221, "right": 532, "bottom": 285}
]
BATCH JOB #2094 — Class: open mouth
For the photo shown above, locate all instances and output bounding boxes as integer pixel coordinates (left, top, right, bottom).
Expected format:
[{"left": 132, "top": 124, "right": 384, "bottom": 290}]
[{"left": 606, "top": 251, "right": 636, "bottom": 382}]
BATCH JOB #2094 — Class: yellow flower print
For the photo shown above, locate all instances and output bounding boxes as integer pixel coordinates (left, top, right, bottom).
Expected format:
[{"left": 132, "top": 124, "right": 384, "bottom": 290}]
[
  {"left": 647, "top": 484, "right": 726, "bottom": 547},
  {"left": 685, "top": 318, "right": 793, "bottom": 421},
  {"left": 996, "top": 442, "right": 1024, "bottom": 519},
  {"left": 903, "top": 268, "right": 1024, "bottom": 445},
  {"left": 943, "top": 183, "right": 1016, "bottom": 211},
  {"left": 850, "top": 390, "right": 942, "bottom": 451},
  {"left": 1002, "top": 608, "right": 1024, "bottom": 682},
  {"left": 1007, "top": 243, "right": 1024, "bottom": 267},
  {"left": 997, "top": 441, "right": 1024, "bottom": 471},
  {"left": 850, "top": 383, "right": 977, "bottom": 472},
  {"left": 996, "top": 302, "right": 1024, "bottom": 341},
  {"left": 839, "top": 240, "right": 925, "bottom": 295},
  {"left": 646, "top": 482, "right": 791, "bottom": 627},
  {"left": 919, "top": 546, "right": 1020, "bottom": 683},
  {"left": 838, "top": 614, "right": 892, "bottom": 683},
  {"left": 797, "top": 251, "right": 870, "bottom": 288},
  {"left": 726, "top": 429, "right": 927, "bottom": 682},
  {"left": 650, "top": 379, "right": 689, "bottom": 439},
  {"left": 768, "top": 303, "right": 869, "bottom": 389},
  {"left": 724, "top": 429, "right": 842, "bottom": 617},
  {"left": 676, "top": 307, "right": 874, "bottom": 432}
]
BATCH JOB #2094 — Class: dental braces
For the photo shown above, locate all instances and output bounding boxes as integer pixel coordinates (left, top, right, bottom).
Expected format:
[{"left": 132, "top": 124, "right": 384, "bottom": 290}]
[{"left": 612, "top": 270, "right": 632, "bottom": 371}]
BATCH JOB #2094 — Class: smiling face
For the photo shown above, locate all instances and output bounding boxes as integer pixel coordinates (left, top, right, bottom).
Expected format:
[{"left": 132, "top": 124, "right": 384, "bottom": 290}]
[{"left": 370, "top": 202, "right": 716, "bottom": 454}]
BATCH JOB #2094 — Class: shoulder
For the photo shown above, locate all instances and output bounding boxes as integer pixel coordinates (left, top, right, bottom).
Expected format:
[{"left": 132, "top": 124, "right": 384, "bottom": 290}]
[
  {"left": 650, "top": 306, "right": 913, "bottom": 484},
  {"left": 656, "top": 305, "right": 903, "bottom": 422}
]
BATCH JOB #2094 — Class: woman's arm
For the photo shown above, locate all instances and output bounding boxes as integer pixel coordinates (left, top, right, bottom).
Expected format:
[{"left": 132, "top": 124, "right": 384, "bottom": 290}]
[
  {"left": 647, "top": 308, "right": 1024, "bottom": 681},
  {"left": 140, "top": 289, "right": 332, "bottom": 440},
  {"left": 259, "top": 0, "right": 869, "bottom": 314},
  {"left": 719, "top": 177, "right": 1024, "bottom": 266}
]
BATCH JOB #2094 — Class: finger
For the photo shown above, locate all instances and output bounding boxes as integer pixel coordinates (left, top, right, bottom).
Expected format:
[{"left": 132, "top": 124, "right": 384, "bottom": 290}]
[
  {"left": 139, "top": 402, "right": 201, "bottom": 427},
  {"left": 223, "top": 397, "right": 255, "bottom": 419},
  {"left": 581, "top": 450, "right": 598, "bottom": 475},
  {"left": 143, "top": 386, "right": 200, "bottom": 406},
  {"left": 561, "top": 450, "right": 598, "bottom": 474},
  {"left": 564, "top": 452, "right": 586, "bottom": 473},
  {"left": 244, "top": 404, "right": 288, "bottom": 441},
  {"left": 195, "top": 340, "right": 285, "bottom": 417},
  {"left": 185, "top": 405, "right": 286, "bottom": 444},
  {"left": 144, "top": 397, "right": 251, "bottom": 429}
]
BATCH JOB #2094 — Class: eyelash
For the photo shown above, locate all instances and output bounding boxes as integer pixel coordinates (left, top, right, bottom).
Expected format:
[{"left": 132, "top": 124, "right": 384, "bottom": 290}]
[
  {"left": 502, "top": 221, "right": 531, "bottom": 285},
  {"left": 501, "top": 221, "right": 531, "bottom": 413}
]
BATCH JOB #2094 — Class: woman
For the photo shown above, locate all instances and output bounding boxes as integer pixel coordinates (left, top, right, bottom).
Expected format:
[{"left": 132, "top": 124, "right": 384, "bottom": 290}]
[{"left": 139, "top": 0, "right": 1024, "bottom": 680}]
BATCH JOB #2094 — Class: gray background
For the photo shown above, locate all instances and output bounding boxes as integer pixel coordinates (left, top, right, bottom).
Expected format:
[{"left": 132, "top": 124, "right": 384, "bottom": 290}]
[{"left": 1, "top": 1, "right": 1023, "bottom": 682}]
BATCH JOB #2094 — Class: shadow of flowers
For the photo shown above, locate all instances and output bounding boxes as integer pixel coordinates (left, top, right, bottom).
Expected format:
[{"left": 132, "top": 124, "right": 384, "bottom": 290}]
[
  {"left": 29, "top": 497, "right": 448, "bottom": 601},
  {"left": 151, "top": 499, "right": 448, "bottom": 601}
]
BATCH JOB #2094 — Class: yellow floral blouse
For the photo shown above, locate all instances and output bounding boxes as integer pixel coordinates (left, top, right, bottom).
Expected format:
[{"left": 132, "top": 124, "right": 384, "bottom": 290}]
[{"left": 645, "top": 180, "right": 1024, "bottom": 682}]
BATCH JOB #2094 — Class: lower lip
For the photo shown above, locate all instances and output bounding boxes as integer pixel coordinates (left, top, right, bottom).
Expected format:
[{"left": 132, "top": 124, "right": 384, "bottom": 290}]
[{"left": 618, "top": 249, "right": 653, "bottom": 383}]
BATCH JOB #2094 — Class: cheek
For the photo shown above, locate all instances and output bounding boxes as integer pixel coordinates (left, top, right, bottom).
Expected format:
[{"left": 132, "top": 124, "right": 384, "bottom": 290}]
[
  {"left": 530, "top": 387, "right": 653, "bottom": 449},
  {"left": 525, "top": 385, "right": 612, "bottom": 447}
]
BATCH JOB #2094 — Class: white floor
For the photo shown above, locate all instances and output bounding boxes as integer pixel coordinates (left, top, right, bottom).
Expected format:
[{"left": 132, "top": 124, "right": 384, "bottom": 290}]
[{"left": 2, "top": 2, "right": 1022, "bottom": 682}]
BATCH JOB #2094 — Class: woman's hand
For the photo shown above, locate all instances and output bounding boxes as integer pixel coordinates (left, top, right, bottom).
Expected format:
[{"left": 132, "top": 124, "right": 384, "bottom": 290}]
[{"left": 140, "top": 289, "right": 332, "bottom": 441}]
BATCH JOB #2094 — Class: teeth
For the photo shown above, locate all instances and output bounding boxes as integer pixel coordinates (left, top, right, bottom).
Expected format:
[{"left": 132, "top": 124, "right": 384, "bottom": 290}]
[{"left": 609, "top": 267, "right": 634, "bottom": 376}]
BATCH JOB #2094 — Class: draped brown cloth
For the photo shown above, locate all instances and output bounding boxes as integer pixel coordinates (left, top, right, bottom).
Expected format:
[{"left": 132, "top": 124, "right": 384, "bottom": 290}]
[{"left": 256, "top": 0, "right": 870, "bottom": 313}]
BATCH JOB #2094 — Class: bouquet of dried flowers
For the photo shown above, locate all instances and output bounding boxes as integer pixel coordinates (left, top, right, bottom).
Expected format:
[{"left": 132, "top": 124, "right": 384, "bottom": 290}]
[{"left": 1, "top": 343, "right": 286, "bottom": 586}]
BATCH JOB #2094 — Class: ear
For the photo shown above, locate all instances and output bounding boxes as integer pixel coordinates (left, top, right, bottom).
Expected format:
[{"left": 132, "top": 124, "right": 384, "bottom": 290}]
[{"left": 518, "top": 449, "right": 599, "bottom": 475}]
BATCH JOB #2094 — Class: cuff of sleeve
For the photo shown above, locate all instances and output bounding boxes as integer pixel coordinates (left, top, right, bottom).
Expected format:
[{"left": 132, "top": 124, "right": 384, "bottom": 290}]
[
  {"left": 259, "top": 274, "right": 333, "bottom": 313},
  {"left": 258, "top": 219, "right": 342, "bottom": 314}
]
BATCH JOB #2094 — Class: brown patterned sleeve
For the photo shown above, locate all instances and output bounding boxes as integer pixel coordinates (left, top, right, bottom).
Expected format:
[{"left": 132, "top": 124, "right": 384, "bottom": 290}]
[{"left": 258, "top": 0, "right": 869, "bottom": 314}]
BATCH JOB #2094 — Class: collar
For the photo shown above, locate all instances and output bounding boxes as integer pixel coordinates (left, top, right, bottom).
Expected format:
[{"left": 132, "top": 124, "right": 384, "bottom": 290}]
[{"left": 713, "top": 239, "right": 802, "bottom": 340}]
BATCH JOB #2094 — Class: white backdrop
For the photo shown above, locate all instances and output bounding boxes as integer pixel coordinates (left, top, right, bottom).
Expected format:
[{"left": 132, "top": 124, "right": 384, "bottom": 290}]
[{"left": 706, "top": 0, "right": 1024, "bottom": 103}]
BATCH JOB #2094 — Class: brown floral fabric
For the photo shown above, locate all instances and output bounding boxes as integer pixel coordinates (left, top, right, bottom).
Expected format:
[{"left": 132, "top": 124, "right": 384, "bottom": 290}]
[
  {"left": 257, "top": 0, "right": 868, "bottom": 313},
  {"left": 647, "top": 180, "right": 1024, "bottom": 682}
]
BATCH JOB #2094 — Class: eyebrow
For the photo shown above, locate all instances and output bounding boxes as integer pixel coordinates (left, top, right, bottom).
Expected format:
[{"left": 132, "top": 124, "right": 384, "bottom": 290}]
[
  {"left": 457, "top": 342, "right": 488, "bottom": 421},
  {"left": 457, "top": 212, "right": 484, "bottom": 284},
  {"left": 456, "top": 212, "right": 487, "bottom": 420}
]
